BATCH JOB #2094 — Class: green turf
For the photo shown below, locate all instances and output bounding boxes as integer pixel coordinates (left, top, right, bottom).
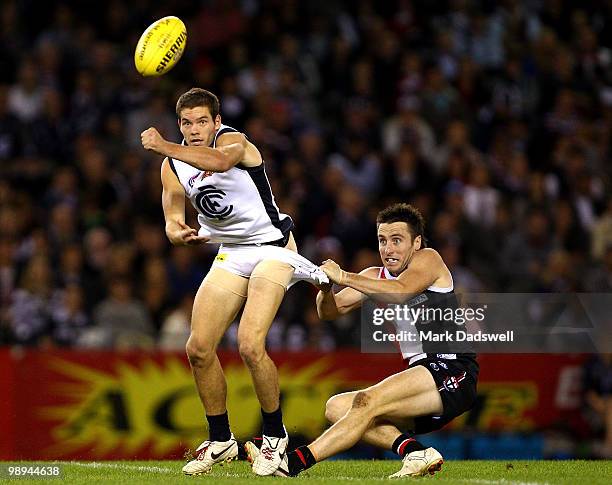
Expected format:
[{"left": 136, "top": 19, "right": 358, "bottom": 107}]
[{"left": 1, "top": 460, "right": 610, "bottom": 484}]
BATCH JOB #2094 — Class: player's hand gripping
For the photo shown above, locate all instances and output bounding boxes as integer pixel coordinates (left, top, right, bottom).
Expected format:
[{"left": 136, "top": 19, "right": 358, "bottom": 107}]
[
  {"left": 141, "top": 127, "right": 168, "bottom": 154},
  {"left": 321, "top": 259, "right": 346, "bottom": 285},
  {"left": 166, "top": 221, "right": 209, "bottom": 246}
]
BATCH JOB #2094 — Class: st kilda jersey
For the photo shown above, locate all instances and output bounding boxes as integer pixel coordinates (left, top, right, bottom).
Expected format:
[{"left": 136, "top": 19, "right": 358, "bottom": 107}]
[
  {"left": 377, "top": 266, "right": 477, "bottom": 364},
  {"left": 168, "top": 124, "right": 293, "bottom": 244}
]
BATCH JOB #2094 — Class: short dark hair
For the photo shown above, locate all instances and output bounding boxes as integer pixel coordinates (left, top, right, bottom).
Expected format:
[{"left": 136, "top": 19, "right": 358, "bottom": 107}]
[
  {"left": 176, "top": 88, "right": 220, "bottom": 119},
  {"left": 376, "top": 203, "right": 426, "bottom": 244}
]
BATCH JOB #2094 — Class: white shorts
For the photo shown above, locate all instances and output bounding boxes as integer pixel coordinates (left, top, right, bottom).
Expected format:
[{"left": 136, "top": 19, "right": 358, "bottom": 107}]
[{"left": 211, "top": 244, "right": 329, "bottom": 288}]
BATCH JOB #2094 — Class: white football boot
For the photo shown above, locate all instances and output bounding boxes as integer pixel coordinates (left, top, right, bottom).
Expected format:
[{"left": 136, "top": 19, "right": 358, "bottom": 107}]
[
  {"left": 182, "top": 435, "right": 238, "bottom": 475},
  {"left": 245, "top": 440, "right": 290, "bottom": 477},
  {"left": 250, "top": 429, "right": 289, "bottom": 476},
  {"left": 389, "top": 447, "right": 444, "bottom": 478}
]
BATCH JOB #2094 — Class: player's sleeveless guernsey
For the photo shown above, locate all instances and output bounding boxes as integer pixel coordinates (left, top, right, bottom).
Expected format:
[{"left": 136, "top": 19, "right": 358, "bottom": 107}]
[
  {"left": 168, "top": 124, "right": 294, "bottom": 244},
  {"left": 377, "top": 266, "right": 476, "bottom": 365}
]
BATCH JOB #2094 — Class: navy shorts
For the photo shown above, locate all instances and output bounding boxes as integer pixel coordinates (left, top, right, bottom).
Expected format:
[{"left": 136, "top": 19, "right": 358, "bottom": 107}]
[{"left": 407, "top": 356, "right": 479, "bottom": 434}]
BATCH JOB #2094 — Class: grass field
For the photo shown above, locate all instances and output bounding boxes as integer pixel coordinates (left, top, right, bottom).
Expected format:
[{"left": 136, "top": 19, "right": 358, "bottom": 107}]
[{"left": 1, "top": 460, "right": 611, "bottom": 484}]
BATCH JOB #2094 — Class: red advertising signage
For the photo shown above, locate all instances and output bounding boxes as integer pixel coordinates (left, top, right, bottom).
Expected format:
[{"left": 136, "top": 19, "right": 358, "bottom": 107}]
[{"left": 0, "top": 349, "right": 586, "bottom": 460}]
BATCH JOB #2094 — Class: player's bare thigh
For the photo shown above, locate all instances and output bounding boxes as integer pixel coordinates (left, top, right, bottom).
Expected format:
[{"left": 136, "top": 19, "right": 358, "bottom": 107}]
[
  {"left": 247, "top": 232, "right": 297, "bottom": 290},
  {"left": 327, "top": 390, "right": 417, "bottom": 430},
  {"left": 368, "top": 366, "right": 443, "bottom": 420},
  {"left": 237, "top": 232, "right": 297, "bottom": 338},
  {"left": 328, "top": 366, "right": 442, "bottom": 426},
  {"left": 190, "top": 267, "right": 248, "bottom": 340},
  {"left": 202, "top": 266, "right": 250, "bottom": 298}
]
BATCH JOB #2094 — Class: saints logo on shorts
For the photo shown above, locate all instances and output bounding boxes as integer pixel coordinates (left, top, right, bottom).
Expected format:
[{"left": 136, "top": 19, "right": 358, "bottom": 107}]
[{"left": 441, "top": 372, "right": 466, "bottom": 393}]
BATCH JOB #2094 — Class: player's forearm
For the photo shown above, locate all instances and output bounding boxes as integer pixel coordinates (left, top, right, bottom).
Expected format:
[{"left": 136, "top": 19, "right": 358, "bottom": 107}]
[
  {"left": 160, "top": 141, "right": 245, "bottom": 172},
  {"left": 316, "top": 290, "right": 340, "bottom": 320},
  {"left": 342, "top": 272, "right": 408, "bottom": 303},
  {"left": 161, "top": 189, "right": 185, "bottom": 230}
]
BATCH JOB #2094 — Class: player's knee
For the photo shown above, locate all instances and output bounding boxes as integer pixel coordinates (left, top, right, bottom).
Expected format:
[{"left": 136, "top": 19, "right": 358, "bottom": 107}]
[
  {"left": 185, "top": 336, "right": 215, "bottom": 368},
  {"left": 325, "top": 395, "right": 347, "bottom": 423},
  {"left": 351, "top": 391, "right": 372, "bottom": 410},
  {"left": 238, "top": 340, "right": 266, "bottom": 368}
]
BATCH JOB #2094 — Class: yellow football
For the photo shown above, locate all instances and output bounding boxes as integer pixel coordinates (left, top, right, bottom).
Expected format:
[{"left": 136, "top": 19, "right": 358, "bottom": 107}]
[{"left": 134, "top": 16, "right": 187, "bottom": 77}]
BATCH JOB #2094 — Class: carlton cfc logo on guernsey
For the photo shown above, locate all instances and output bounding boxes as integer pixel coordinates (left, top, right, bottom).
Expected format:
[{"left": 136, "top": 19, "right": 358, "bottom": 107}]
[{"left": 195, "top": 185, "right": 234, "bottom": 220}]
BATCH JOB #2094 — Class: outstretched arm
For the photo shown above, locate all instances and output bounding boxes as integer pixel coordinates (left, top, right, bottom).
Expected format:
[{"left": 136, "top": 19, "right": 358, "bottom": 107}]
[
  {"left": 143, "top": 128, "right": 247, "bottom": 172},
  {"left": 316, "top": 267, "right": 379, "bottom": 319},
  {"left": 321, "top": 250, "right": 442, "bottom": 303},
  {"left": 161, "top": 159, "right": 209, "bottom": 245}
]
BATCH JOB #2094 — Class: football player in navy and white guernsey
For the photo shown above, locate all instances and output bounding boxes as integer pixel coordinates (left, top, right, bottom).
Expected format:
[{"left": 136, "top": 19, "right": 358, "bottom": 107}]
[
  {"left": 141, "top": 88, "right": 328, "bottom": 476},
  {"left": 245, "top": 203, "right": 478, "bottom": 478}
]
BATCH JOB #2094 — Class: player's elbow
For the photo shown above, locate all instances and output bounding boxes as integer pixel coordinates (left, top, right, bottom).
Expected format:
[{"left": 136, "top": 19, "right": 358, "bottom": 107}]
[
  {"left": 231, "top": 139, "right": 247, "bottom": 165},
  {"left": 237, "top": 133, "right": 247, "bottom": 148},
  {"left": 216, "top": 156, "right": 233, "bottom": 172},
  {"left": 218, "top": 148, "right": 243, "bottom": 172},
  {"left": 233, "top": 136, "right": 247, "bottom": 161},
  {"left": 219, "top": 138, "right": 247, "bottom": 172}
]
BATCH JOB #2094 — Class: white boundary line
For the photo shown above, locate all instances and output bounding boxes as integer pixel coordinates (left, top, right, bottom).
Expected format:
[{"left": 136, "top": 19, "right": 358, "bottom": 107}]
[
  {"left": 462, "top": 480, "right": 550, "bottom": 485},
  {"left": 66, "top": 462, "right": 550, "bottom": 484},
  {"left": 210, "top": 472, "right": 550, "bottom": 484},
  {"left": 69, "top": 462, "right": 174, "bottom": 474}
]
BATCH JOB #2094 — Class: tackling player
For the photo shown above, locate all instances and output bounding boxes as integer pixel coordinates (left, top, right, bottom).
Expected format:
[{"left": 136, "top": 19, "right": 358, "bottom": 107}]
[
  {"left": 246, "top": 203, "right": 478, "bottom": 477},
  {"left": 141, "top": 88, "right": 326, "bottom": 476}
]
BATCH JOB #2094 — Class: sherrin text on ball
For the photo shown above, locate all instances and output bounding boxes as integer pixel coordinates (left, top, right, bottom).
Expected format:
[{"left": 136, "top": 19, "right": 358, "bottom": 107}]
[{"left": 134, "top": 16, "right": 187, "bottom": 77}]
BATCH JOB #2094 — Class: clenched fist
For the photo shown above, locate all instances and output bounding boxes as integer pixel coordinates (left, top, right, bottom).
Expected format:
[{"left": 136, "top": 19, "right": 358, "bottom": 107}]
[
  {"left": 321, "top": 259, "right": 346, "bottom": 285},
  {"left": 141, "top": 127, "right": 168, "bottom": 154}
]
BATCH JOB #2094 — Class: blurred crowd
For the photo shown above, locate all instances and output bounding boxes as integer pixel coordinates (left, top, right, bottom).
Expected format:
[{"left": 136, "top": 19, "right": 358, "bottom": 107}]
[{"left": 0, "top": 0, "right": 611, "bottom": 350}]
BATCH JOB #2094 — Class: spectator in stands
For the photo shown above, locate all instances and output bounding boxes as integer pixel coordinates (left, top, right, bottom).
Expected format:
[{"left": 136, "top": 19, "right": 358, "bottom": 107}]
[
  {"left": 382, "top": 96, "right": 435, "bottom": 160},
  {"left": 90, "top": 277, "right": 154, "bottom": 349},
  {"left": 328, "top": 134, "right": 382, "bottom": 198},
  {"left": 49, "top": 283, "right": 88, "bottom": 346},
  {"left": 9, "top": 254, "right": 54, "bottom": 345},
  {"left": 502, "top": 209, "right": 553, "bottom": 291},
  {"left": 0, "top": 84, "right": 23, "bottom": 161},
  {"left": 8, "top": 58, "right": 43, "bottom": 123}
]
